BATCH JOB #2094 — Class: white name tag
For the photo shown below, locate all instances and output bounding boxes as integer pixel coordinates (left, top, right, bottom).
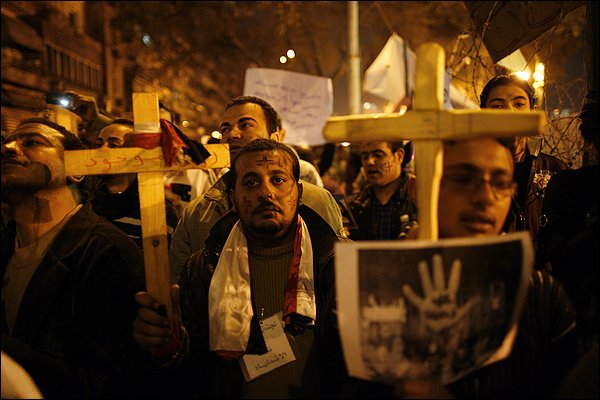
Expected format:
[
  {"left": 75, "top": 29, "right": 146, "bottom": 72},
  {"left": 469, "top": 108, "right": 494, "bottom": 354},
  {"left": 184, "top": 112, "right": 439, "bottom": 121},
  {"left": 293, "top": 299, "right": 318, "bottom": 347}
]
[{"left": 240, "top": 313, "right": 296, "bottom": 382}]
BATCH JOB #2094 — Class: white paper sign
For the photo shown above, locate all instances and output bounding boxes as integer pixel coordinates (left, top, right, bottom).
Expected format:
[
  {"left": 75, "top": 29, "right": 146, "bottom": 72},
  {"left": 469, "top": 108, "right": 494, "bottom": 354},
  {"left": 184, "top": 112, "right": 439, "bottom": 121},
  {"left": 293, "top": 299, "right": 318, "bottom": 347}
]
[
  {"left": 335, "top": 232, "right": 533, "bottom": 385},
  {"left": 240, "top": 313, "right": 296, "bottom": 382},
  {"left": 243, "top": 68, "right": 333, "bottom": 146}
]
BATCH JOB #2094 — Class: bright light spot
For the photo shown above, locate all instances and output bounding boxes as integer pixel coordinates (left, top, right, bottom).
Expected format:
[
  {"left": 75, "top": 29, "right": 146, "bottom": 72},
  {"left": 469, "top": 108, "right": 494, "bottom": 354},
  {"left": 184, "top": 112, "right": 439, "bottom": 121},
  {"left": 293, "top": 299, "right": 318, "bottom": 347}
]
[
  {"left": 398, "top": 105, "right": 408, "bottom": 115},
  {"left": 211, "top": 130, "right": 222, "bottom": 139},
  {"left": 341, "top": 142, "right": 351, "bottom": 147},
  {"left": 514, "top": 71, "right": 531, "bottom": 81},
  {"left": 142, "top": 34, "right": 153, "bottom": 46},
  {"left": 59, "top": 98, "right": 71, "bottom": 107},
  {"left": 363, "top": 102, "right": 372, "bottom": 110},
  {"left": 181, "top": 120, "right": 189, "bottom": 127},
  {"left": 287, "top": 49, "right": 296, "bottom": 59},
  {"left": 535, "top": 63, "right": 545, "bottom": 73},
  {"left": 279, "top": 56, "right": 287, "bottom": 64}
]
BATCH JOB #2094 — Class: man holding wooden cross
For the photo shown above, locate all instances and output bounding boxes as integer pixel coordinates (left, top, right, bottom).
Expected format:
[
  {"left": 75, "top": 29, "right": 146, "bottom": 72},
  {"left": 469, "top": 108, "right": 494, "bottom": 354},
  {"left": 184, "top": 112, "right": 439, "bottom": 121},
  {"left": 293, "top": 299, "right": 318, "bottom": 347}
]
[
  {"left": 1, "top": 118, "right": 146, "bottom": 398},
  {"left": 324, "top": 43, "right": 579, "bottom": 398}
]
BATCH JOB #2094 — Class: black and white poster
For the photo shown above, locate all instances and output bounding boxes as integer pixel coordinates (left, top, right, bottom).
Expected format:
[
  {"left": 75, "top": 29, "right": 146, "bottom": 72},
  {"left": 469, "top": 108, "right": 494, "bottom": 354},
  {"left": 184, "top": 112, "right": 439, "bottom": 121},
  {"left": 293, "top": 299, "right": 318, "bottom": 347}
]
[{"left": 335, "top": 232, "right": 533, "bottom": 385}]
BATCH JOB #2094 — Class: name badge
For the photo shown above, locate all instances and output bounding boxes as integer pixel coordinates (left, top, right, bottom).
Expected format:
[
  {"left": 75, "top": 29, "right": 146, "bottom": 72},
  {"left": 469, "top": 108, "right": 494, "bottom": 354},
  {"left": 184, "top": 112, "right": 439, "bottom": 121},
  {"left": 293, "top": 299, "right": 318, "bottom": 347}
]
[{"left": 240, "top": 313, "right": 296, "bottom": 381}]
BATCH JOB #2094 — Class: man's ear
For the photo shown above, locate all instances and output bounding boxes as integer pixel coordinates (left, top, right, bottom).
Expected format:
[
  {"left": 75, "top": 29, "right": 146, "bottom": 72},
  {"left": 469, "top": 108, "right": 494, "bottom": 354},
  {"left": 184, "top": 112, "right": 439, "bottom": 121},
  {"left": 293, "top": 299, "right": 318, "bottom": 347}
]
[
  {"left": 230, "top": 188, "right": 237, "bottom": 212},
  {"left": 269, "top": 128, "right": 284, "bottom": 143},
  {"left": 395, "top": 148, "right": 405, "bottom": 165}
]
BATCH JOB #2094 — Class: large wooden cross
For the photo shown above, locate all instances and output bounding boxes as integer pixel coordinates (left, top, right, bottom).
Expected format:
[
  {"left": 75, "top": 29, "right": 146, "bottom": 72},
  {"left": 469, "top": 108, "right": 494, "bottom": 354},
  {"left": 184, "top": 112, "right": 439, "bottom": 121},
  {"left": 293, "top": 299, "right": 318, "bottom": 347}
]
[
  {"left": 63, "top": 93, "right": 230, "bottom": 319},
  {"left": 324, "top": 42, "right": 546, "bottom": 241}
]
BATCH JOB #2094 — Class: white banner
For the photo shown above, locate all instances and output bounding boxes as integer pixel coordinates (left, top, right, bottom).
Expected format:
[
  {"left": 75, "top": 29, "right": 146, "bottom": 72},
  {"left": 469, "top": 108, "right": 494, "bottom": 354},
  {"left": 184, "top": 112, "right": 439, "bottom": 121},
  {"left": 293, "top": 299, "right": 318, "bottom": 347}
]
[{"left": 244, "top": 68, "right": 333, "bottom": 146}]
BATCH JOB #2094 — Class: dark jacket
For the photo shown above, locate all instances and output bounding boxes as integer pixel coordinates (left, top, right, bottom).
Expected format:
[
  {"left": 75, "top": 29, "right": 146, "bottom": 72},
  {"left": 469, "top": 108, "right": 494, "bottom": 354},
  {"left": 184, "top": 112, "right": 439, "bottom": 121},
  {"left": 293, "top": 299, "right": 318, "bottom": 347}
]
[
  {"left": 166, "top": 205, "right": 349, "bottom": 398},
  {"left": 503, "top": 150, "right": 567, "bottom": 260},
  {"left": 1, "top": 205, "right": 146, "bottom": 399},
  {"left": 340, "top": 173, "right": 418, "bottom": 240},
  {"left": 91, "top": 177, "right": 180, "bottom": 249}
]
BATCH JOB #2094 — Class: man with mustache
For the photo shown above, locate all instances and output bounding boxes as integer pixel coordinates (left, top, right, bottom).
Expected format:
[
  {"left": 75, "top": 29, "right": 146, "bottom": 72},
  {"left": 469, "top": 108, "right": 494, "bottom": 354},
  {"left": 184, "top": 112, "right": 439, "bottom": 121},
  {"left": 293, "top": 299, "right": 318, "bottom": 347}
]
[
  {"left": 338, "top": 140, "right": 417, "bottom": 240},
  {"left": 133, "top": 139, "right": 348, "bottom": 398},
  {"left": 1, "top": 118, "right": 146, "bottom": 398},
  {"left": 391, "top": 136, "right": 579, "bottom": 398},
  {"left": 169, "top": 96, "right": 345, "bottom": 282}
]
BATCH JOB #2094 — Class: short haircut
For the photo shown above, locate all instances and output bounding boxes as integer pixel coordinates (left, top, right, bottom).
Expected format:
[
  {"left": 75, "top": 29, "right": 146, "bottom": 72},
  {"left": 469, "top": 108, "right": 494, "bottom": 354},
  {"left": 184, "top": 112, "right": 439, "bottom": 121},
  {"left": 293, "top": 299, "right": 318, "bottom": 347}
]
[
  {"left": 385, "top": 141, "right": 404, "bottom": 153},
  {"left": 480, "top": 74, "right": 537, "bottom": 109},
  {"left": 230, "top": 138, "right": 300, "bottom": 184},
  {"left": 444, "top": 138, "right": 516, "bottom": 178},
  {"left": 17, "top": 117, "right": 85, "bottom": 150},
  {"left": 225, "top": 96, "right": 279, "bottom": 135}
]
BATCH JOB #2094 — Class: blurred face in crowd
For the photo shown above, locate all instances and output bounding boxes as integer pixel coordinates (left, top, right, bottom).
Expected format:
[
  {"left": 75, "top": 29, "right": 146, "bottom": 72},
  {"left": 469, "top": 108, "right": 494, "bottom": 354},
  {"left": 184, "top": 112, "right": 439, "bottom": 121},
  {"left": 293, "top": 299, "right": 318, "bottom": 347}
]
[
  {"left": 483, "top": 83, "right": 537, "bottom": 162},
  {"left": 220, "top": 103, "right": 279, "bottom": 160},
  {"left": 1, "top": 123, "right": 68, "bottom": 197},
  {"left": 96, "top": 123, "right": 133, "bottom": 149},
  {"left": 359, "top": 141, "right": 404, "bottom": 188},
  {"left": 232, "top": 149, "right": 301, "bottom": 240},
  {"left": 96, "top": 123, "right": 135, "bottom": 181},
  {"left": 439, "top": 138, "right": 515, "bottom": 238}
]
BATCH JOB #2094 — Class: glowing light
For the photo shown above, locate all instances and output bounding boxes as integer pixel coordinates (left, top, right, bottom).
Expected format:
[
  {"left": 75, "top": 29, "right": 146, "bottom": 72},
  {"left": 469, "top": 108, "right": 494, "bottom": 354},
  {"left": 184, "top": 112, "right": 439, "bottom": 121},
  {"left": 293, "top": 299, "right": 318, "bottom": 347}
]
[
  {"left": 341, "top": 142, "right": 351, "bottom": 147},
  {"left": 279, "top": 56, "right": 287, "bottom": 64},
  {"left": 287, "top": 49, "right": 296, "bottom": 59},
  {"left": 59, "top": 98, "right": 71, "bottom": 107},
  {"left": 398, "top": 105, "right": 408, "bottom": 115},
  {"left": 181, "top": 120, "right": 189, "bottom": 127},
  {"left": 514, "top": 71, "right": 531, "bottom": 81},
  {"left": 142, "top": 34, "right": 153, "bottom": 46},
  {"left": 363, "top": 102, "right": 372, "bottom": 110},
  {"left": 211, "top": 130, "right": 222, "bottom": 139}
]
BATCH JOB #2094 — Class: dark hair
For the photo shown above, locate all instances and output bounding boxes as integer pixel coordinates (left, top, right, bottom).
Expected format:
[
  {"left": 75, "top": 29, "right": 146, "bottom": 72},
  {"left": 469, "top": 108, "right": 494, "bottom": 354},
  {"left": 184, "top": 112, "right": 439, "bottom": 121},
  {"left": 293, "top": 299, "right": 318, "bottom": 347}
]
[
  {"left": 18, "top": 117, "right": 85, "bottom": 151},
  {"left": 225, "top": 96, "right": 279, "bottom": 135},
  {"left": 480, "top": 74, "right": 537, "bottom": 109},
  {"left": 230, "top": 138, "right": 300, "bottom": 185}
]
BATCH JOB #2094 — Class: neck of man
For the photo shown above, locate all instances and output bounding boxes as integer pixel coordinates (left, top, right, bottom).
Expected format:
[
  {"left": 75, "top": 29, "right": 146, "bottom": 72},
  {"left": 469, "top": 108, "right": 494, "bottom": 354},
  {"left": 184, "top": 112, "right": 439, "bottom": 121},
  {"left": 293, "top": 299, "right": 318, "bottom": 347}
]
[
  {"left": 8, "top": 186, "right": 78, "bottom": 247},
  {"left": 245, "top": 216, "right": 299, "bottom": 249},
  {"left": 373, "top": 174, "right": 403, "bottom": 206}
]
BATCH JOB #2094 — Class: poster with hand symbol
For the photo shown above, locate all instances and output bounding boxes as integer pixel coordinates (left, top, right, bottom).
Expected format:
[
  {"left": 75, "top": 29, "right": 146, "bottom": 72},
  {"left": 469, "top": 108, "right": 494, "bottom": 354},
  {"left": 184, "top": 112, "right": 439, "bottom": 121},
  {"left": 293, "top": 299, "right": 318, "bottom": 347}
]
[{"left": 335, "top": 231, "right": 533, "bottom": 385}]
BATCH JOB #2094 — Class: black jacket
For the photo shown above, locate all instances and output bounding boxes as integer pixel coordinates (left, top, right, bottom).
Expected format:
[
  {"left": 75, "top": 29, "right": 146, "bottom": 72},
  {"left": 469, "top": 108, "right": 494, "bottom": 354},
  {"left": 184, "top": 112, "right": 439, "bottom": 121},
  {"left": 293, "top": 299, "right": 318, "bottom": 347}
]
[
  {"left": 167, "top": 205, "right": 349, "bottom": 398},
  {"left": 1, "top": 205, "right": 146, "bottom": 398}
]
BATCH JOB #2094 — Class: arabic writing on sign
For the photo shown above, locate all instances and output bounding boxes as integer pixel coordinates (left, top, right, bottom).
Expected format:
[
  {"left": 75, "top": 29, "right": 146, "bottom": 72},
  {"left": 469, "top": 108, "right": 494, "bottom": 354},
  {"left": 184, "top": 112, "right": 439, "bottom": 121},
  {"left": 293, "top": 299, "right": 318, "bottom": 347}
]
[{"left": 244, "top": 68, "right": 333, "bottom": 146}]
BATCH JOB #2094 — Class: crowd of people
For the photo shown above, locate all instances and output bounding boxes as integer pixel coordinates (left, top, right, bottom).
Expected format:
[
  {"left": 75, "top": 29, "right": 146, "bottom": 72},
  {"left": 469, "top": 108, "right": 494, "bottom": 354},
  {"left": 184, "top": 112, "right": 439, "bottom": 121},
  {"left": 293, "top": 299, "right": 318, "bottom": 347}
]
[{"left": 1, "top": 75, "right": 597, "bottom": 399}]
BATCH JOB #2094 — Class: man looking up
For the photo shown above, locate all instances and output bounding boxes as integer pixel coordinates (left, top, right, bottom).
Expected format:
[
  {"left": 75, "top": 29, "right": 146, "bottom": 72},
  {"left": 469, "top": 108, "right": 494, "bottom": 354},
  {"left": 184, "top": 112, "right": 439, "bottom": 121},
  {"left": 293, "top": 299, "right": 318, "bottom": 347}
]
[
  {"left": 339, "top": 140, "right": 417, "bottom": 240},
  {"left": 133, "top": 139, "right": 348, "bottom": 398},
  {"left": 480, "top": 74, "right": 568, "bottom": 265},
  {"left": 1, "top": 118, "right": 146, "bottom": 398},
  {"left": 169, "top": 95, "right": 346, "bottom": 282}
]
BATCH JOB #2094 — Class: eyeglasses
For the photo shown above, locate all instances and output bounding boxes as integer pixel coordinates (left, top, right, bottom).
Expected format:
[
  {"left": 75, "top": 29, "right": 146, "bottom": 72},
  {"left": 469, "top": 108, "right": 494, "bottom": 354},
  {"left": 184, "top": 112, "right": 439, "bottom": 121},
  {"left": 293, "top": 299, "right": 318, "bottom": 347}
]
[{"left": 442, "top": 174, "right": 516, "bottom": 199}]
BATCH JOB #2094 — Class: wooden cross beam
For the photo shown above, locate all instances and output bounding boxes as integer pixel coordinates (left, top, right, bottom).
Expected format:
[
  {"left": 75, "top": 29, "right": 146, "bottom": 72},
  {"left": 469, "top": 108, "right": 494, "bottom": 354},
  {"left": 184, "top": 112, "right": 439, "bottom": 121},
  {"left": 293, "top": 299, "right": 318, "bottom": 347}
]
[
  {"left": 324, "top": 42, "right": 546, "bottom": 241},
  {"left": 64, "top": 93, "right": 229, "bottom": 319}
]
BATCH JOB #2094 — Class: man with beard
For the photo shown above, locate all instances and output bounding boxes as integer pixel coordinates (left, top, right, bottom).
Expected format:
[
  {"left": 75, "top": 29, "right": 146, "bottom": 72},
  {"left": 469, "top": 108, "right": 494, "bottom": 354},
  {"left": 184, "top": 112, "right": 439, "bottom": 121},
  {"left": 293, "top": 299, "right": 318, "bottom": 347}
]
[
  {"left": 133, "top": 139, "right": 348, "bottom": 398},
  {"left": 1, "top": 118, "right": 146, "bottom": 398}
]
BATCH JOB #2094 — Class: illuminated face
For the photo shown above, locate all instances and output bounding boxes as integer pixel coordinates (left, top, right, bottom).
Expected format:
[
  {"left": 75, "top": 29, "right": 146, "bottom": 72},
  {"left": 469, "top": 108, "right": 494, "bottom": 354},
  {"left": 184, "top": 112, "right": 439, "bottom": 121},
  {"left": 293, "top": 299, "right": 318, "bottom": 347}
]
[
  {"left": 359, "top": 141, "right": 404, "bottom": 187},
  {"left": 484, "top": 84, "right": 534, "bottom": 111},
  {"left": 439, "top": 138, "right": 514, "bottom": 238},
  {"left": 96, "top": 124, "right": 133, "bottom": 149},
  {"left": 220, "top": 103, "right": 273, "bottom": 160},
  {"left": 1, "top": 123, "right": 68, "bottom": 196},
  {"left": 484, "top": 84, "right": 536, "bottom": 162},
  {"left": 232, "top": 150, "right": 300, "bottom": 240}
]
